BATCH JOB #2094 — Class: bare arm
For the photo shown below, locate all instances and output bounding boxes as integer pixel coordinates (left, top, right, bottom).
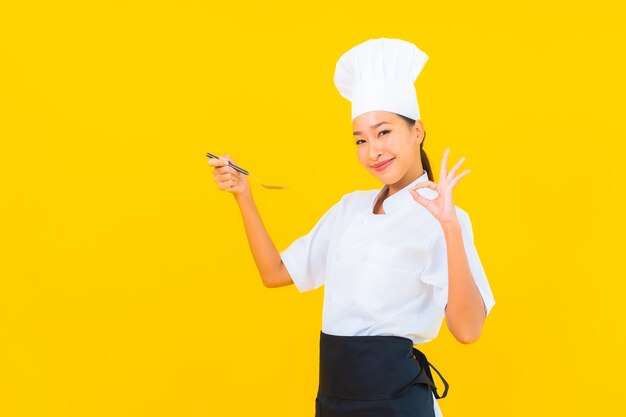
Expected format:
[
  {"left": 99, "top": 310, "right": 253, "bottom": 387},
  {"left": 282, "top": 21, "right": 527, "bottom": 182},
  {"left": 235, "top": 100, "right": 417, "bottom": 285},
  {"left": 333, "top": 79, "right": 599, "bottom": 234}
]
[
  {"left": 208, "top": 154, "right": 294, "bottom": 288},
  {"left": 441, "top": 220, "right": 487, "bottom": 344},
  {"left": 234, "top": 192, "right": 294, "bottom": 288}
]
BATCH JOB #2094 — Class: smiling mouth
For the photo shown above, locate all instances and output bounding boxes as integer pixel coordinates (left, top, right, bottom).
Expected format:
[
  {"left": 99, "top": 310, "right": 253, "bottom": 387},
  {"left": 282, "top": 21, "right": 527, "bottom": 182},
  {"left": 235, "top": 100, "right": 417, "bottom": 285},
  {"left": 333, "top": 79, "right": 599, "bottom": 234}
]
[{"left": 372, "top": 158, "right": 395, "bottom": 169}]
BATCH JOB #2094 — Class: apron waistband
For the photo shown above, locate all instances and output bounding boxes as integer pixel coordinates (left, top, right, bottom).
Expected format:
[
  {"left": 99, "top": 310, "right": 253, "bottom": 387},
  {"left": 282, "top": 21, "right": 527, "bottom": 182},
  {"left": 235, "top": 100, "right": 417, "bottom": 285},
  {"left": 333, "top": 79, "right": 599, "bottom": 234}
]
[{"left": 318, "top": 331, "right": 449, "bottom": 400}]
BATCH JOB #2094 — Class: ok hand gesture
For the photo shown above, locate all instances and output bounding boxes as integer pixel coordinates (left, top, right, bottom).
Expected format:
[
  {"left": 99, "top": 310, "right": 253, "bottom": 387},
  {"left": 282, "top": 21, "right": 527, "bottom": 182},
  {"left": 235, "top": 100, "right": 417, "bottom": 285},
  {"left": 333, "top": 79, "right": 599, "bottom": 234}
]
[{"left": 408, "top": 148, "right": 470, "bottom": 225}]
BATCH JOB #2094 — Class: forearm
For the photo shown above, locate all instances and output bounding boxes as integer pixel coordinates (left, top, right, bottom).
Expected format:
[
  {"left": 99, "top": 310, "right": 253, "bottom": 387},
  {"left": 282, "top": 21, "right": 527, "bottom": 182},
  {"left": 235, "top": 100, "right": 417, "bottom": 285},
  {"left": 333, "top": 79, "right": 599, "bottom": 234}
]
[
  {"left": 441, "top": 220, "right": 486, "bottom": 344},
  {"left": 233, "top": 193, "right": 283, "bottom": 287}
]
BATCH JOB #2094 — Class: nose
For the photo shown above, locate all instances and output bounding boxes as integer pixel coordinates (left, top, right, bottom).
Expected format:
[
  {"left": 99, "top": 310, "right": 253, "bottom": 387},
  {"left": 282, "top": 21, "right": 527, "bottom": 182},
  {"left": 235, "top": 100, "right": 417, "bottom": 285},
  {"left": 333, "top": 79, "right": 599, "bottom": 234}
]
[{"left": 368, "top": 138, "right": 384, "bottom": 161}]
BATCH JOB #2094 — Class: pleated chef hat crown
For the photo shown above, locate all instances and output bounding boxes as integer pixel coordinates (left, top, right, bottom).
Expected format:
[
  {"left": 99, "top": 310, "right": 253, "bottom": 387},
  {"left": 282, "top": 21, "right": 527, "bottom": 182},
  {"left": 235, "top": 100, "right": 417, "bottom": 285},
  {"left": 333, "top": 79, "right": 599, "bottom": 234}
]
[{"left": 334, "top": 37, "right": 429, "bottom": 122}]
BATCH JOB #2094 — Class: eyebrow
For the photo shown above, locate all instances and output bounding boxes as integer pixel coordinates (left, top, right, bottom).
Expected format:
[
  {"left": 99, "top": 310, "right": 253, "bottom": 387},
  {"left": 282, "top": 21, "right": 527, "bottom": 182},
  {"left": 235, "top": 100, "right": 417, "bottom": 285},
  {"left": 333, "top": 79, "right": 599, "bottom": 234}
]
[{"left": 353, "top": 121, "right": 391, "bottom": 136}]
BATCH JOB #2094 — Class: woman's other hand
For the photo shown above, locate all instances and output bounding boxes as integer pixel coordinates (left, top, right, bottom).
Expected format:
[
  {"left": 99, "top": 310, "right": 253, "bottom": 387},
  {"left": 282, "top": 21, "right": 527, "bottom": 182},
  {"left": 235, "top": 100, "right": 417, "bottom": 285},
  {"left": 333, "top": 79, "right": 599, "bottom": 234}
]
[{"left": 208, "top": 154, "right": 251, "bottom": 199}]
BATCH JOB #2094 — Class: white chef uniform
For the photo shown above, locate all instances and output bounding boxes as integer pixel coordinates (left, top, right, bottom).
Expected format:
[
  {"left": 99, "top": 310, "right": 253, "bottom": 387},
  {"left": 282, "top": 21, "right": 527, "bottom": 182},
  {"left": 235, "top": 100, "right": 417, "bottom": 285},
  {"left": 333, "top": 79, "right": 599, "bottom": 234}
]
[{"left": 280, "top": 170, "right": 496, "bottom": 417}]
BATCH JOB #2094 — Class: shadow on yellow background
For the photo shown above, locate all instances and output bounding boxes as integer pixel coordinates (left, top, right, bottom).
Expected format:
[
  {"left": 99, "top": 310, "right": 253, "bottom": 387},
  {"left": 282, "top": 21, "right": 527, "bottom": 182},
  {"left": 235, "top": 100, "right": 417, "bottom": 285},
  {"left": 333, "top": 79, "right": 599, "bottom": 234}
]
[{"left": 1, "top": 1, "right": 624, "bottom": 416}]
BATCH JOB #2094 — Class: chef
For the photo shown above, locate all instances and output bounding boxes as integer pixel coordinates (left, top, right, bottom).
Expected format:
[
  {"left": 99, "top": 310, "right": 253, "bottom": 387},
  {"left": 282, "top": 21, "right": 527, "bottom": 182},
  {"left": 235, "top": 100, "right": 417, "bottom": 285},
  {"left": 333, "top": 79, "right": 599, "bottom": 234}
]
[{"left": 279, "top": 37, "right": 496, "bottom": 417}]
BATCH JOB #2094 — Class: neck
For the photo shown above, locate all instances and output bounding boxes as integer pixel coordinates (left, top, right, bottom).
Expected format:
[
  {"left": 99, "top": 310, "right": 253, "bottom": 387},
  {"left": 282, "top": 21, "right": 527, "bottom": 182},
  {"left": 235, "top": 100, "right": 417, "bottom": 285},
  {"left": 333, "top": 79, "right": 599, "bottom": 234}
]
[{"left": 388, "top": 168, "right": 425, "bottom": 196}]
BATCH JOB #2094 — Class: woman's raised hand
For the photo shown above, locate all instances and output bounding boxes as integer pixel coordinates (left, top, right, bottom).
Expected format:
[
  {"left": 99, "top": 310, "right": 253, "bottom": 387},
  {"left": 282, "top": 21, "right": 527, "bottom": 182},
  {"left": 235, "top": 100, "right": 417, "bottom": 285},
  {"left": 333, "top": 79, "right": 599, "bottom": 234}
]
[
  {"left": 207, "top": 154, "right": 251, "bottom": 198},
  {"left": 408, "top": 148, "right": 470, "bottom": 225}
]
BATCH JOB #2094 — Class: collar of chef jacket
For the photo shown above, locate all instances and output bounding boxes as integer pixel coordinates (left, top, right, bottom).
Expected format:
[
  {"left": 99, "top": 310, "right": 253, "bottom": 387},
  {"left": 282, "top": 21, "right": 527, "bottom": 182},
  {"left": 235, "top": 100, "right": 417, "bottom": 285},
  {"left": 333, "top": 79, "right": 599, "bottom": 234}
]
[{"left": 372, "top": 170, "right": 435, "bottom": 215}]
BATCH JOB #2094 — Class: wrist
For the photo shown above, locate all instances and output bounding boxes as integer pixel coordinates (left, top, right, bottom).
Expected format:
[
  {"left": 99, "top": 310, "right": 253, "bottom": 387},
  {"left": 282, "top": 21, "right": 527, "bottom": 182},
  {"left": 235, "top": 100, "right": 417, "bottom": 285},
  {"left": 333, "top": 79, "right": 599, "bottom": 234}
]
[
  {"left": 440, "top": 218, "right": 461, "bottom": 232},
  {"left": 234, "top": 190, "right": 253, "bottom": 205}
]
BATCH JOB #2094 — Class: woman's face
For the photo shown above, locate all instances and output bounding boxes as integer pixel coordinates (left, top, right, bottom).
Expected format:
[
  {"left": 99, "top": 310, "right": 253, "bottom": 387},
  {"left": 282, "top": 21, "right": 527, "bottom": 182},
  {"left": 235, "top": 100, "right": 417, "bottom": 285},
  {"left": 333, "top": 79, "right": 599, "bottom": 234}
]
[{"left": 352, "top": 111, "right": 424, "bottom": 186}]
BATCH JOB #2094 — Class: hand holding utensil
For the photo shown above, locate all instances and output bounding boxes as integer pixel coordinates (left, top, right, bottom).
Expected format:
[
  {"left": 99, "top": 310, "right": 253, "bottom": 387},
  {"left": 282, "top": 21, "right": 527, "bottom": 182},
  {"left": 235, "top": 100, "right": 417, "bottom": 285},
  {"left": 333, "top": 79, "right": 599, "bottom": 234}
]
[{"left": 206, "top": 152, "right": 289, "bottom": 190}]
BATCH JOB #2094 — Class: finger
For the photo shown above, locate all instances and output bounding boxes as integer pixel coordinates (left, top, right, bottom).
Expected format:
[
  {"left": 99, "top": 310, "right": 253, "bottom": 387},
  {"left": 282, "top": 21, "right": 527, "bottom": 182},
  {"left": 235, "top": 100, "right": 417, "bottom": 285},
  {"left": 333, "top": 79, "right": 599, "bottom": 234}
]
[
  {"left": 208, "top": 158, "right": 226, "bottom": 166},
  {"left": 216, "top": 170, "right": 240, "bottom": 181},
  {"left": 214, "top": 168, "right": 234, "bottom": 180},
  {"left": 214, "top": 172, "right": 231, "bottom": 182},
  {"left": 410, "top": 180, "right": 437, "bottom": 191},
  {"left": 448, "top": 169, "right": 471, "bottom": 189},
  {"left": 447, "top": 156, "right": 466, "bottom": 181},
  {"left": 220, "top": 154, "right": 235, "bottom": 164},
  {"left": 215, "top": 162, "right": 237, "bottom": 175},
  {"left": 440, "top": 148, "right": 450, "bottom": 182},
  {"left": 408, "top": 188, "right": 432, "bottom": 207},
  {"left": 218, "top": 178, "right": 238, "bottom": 190}
]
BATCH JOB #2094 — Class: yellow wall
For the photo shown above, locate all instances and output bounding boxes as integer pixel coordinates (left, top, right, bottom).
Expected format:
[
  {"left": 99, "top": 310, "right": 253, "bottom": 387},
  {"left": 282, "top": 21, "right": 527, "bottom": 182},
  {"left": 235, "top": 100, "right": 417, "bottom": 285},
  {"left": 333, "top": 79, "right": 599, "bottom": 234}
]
[{"left": 1, "top": 1, "right": 624, "bottom": 415}]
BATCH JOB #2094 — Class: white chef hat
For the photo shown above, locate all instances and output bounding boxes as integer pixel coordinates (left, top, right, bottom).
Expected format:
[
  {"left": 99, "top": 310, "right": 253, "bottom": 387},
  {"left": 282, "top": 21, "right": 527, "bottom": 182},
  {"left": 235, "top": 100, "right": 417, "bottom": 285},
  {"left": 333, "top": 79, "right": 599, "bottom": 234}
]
[{"left": 334, "top": 37, "right": 429, "bottom": 122}]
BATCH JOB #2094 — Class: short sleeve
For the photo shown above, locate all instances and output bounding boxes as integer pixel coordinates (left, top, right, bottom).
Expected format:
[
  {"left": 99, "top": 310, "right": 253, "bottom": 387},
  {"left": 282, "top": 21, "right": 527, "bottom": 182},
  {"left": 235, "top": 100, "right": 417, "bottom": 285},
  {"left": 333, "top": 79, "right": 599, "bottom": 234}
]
[
  {"left": 420, "top": 208, "right": 496, "bottom": 316},
  {"left": 279, "top": 200, "right": 341, "bottom": 293}
]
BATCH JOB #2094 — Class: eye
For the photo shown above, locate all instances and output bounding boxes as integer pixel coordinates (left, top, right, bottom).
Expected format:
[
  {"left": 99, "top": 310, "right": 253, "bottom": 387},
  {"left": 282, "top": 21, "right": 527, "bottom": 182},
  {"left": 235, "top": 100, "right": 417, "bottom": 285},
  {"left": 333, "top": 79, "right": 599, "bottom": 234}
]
[
  {"left": 355, "top": 139, "right": 365, "bottom": 145},
  {"left": 379, "top": 130, "right": 391, "bottom": 137}
]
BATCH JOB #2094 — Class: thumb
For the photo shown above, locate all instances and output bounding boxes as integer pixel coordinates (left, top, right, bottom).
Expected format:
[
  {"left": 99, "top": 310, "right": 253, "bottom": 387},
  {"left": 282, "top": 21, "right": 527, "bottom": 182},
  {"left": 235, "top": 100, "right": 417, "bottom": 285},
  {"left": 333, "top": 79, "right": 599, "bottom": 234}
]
[{"left": 219, "top": 154, "right": 235, "bottom": 166}]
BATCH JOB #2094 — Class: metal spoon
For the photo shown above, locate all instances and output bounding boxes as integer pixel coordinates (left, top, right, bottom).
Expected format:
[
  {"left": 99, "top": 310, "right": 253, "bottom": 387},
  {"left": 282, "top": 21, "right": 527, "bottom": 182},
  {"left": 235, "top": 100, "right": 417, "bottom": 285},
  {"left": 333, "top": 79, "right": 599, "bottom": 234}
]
[{"left": 206, "top": 152, "right": 289, "bottom": 189}]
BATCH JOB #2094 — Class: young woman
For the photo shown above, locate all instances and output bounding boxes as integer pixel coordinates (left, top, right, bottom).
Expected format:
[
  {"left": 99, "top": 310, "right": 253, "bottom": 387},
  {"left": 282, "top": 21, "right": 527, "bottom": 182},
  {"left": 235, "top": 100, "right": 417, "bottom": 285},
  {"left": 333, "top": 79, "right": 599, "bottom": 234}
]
[{"left": 208, "top": 38, "right": 495, "bottom": 417}]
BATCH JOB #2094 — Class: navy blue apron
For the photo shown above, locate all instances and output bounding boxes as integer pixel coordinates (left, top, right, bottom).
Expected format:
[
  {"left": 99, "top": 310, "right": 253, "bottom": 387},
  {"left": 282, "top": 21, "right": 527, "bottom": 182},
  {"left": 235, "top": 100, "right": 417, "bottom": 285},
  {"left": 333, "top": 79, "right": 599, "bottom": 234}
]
[{"left": 315, "top": 330, "right": 449, "bottom": 417}]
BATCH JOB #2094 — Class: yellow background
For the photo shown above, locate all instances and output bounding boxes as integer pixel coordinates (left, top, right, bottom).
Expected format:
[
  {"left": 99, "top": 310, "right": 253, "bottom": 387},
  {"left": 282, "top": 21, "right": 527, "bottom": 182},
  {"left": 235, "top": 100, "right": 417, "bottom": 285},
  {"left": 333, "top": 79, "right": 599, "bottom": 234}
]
[{"left": 1, "top": 1, "right": 624, "bottom": 415}]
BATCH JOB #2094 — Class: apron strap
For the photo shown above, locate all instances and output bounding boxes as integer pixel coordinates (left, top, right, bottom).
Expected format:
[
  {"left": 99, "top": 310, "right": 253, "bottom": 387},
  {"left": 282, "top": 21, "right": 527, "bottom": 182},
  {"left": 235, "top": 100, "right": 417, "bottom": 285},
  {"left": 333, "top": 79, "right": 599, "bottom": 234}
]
[{"left": 412, "top": 347, "right": 450, "bottom": 399}]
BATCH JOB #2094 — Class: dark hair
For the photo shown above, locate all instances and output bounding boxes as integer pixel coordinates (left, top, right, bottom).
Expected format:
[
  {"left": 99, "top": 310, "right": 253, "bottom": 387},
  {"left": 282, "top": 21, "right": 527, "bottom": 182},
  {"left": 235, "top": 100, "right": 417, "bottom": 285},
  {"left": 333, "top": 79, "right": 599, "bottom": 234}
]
[{"left": 394, "top": 113, "right": 433, "bottom": 181}]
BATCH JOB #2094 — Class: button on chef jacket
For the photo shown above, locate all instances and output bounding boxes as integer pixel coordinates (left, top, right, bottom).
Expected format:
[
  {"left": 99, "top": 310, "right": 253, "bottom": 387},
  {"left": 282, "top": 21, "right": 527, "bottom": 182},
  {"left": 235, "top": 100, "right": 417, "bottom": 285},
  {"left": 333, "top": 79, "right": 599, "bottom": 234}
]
[{"left": 279, "top": 170, "right": 496, "bottom": 417}]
